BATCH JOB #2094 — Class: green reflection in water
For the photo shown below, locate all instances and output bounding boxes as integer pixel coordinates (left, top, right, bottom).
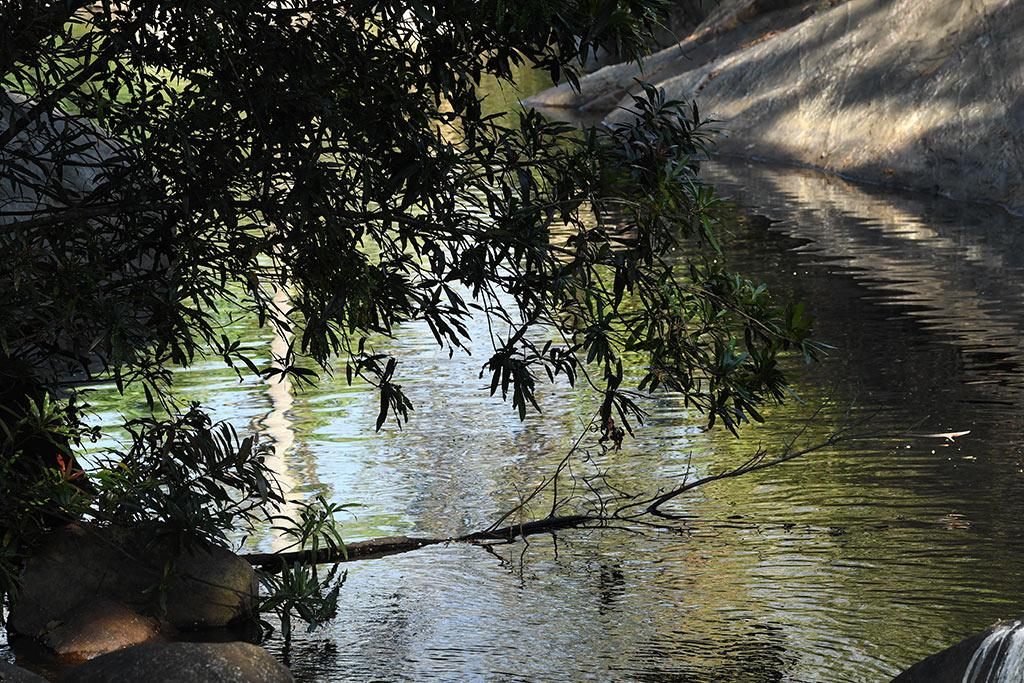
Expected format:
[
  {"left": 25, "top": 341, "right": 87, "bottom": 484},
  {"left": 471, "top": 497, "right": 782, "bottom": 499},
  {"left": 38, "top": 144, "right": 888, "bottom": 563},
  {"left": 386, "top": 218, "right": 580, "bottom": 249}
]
[{"left": 52, "top": 64, "right": 1024, "bottom": 682}]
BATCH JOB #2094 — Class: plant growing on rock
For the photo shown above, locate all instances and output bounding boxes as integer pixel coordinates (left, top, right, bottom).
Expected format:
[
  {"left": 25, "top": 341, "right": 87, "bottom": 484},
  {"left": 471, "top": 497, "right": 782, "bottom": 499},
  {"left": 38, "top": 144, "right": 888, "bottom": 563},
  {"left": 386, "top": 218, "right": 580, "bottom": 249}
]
[{"left": 0, "top": 0, "right": 823, "bottom": 640}]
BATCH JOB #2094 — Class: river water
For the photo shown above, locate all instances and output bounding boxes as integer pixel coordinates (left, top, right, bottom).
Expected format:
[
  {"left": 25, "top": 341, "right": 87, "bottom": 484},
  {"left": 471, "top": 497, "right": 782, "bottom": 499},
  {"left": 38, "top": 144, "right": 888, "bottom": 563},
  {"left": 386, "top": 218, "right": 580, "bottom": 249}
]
[
  {"left": 12, "top": 157, "right": 1016, "bottom": 682},
  {"left": 7, "top": 77, "right": 1024, "bottom": 678}
]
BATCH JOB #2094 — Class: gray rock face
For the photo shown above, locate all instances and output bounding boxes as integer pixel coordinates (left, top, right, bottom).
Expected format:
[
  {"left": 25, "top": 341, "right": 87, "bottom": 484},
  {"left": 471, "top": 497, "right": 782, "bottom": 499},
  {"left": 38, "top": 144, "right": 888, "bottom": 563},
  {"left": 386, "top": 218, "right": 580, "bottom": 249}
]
[
  {"left": 40, "top": 600, "right": 164, "bottom": 663},
  {"left": 1, "top": 90, "right": 170, "bottom": 384},
  {"left": 0, "top": 661, "right": 46, "bottom": 682},
  {"left": 57, "top": 642, "right": 294, "bottom": 683},
  {"left": 530, "top": 0, "right": 1024, "bottom": 212},
  {"left": 527, "top": 0, "right": 819, "bottom": 112},
  {"left": 894, "top": 618, "right": 1024, "bottom": 681},
  {"left": 0, "top": 91, "right": 128, "bottom": 224},
  {"left": 9, "top": 525, "right": 258, "bottom": 639}
]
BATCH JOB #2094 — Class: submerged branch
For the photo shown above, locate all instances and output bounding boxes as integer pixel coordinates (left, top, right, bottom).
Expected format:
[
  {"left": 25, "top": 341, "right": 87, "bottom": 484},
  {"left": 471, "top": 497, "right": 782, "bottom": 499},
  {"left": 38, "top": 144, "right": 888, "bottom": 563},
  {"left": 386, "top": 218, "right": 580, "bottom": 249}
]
[
  {"left": 243, "top": 515, "right": 603, "bottom": 571},
  {"left": 242, "top": 422, "right": 875, "bottom": 570}
]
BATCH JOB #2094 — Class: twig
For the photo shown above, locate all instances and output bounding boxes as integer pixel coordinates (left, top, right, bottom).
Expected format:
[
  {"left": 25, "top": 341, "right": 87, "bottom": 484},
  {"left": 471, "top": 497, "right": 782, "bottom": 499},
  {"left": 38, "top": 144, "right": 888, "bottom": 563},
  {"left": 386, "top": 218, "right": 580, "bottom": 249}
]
[{"left": 240, "top": 410, "right": 884, "bottom": 569}]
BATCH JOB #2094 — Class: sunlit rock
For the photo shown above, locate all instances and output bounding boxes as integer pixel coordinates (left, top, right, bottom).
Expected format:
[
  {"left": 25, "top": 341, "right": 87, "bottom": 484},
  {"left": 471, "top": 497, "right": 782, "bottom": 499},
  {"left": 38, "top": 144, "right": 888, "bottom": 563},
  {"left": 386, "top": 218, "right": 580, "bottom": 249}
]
[
  {"left": 56, "top": 642, "right": 293, "bottom": 683},
  {"left": 530, "top": 0, "right": 1024, "bottom": 211},
  {"left": 40, "top": 600, "right": 164, "bottom": 663}
]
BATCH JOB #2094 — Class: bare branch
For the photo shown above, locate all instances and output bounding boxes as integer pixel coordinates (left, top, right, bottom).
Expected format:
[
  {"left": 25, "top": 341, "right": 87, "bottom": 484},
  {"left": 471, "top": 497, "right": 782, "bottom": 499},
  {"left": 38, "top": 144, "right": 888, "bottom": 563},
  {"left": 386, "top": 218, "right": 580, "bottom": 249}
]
[{"left": 241, "top": 408, "right": 882, "bottom": 570}]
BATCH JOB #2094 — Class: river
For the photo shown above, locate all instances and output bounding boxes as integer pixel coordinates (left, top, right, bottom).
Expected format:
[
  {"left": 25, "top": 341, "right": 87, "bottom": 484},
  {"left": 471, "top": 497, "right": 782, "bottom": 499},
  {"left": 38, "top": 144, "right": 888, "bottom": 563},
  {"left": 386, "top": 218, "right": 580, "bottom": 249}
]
[
  {"left": 34, "top": 158, "right": 1024, "bottom": 682},
  {"left": 7, "top": 95, "right": 1024, "bottom": 682}
]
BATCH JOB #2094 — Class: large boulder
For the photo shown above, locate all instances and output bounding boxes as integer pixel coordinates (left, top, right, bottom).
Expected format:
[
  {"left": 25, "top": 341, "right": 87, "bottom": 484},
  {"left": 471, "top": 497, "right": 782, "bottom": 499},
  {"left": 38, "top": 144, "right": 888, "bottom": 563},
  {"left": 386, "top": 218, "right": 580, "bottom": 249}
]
[
  {"left": 56, "top": 642, "right": 293, "bottom": 683},
  {"left": 1, "top": 89, "right": 171, "bottom": 386},
  {"left": 894, "top": 618, "right": 1024, "bottom": 681},
  {"left": 8, "top": 525, "right": 258, "bottom": 640},
  {"left": 0, "top": 661, "right": 46, "bottom": 682},
  {"left": 531, "top": 0, "right": 1024, "bottom": 212},
  {"left": 0, "top": 90, "right": 129, "bottom": 224},
  {"left": 527, "top": 0, "right": 822, "bottom": 112}
]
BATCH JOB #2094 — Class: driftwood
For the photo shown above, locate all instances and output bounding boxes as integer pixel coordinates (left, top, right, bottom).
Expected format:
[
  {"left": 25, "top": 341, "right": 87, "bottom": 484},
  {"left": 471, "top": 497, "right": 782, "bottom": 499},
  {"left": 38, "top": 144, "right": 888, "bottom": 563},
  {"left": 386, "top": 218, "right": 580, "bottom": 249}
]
[
  {"left": 242, "top": 514, "right": 602, "bottom": 570},
  {"left": 240, "top": 417, "right": 881, "bottom": 571}
]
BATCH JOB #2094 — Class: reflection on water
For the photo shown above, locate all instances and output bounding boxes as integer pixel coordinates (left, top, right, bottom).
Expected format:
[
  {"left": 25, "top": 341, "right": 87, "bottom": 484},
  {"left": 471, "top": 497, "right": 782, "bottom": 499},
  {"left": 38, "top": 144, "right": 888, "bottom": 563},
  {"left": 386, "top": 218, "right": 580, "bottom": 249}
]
[
  {"left": 263, "top": 289, "right": 302, "bottom": 552},
  {"left": 261, "top": 159, "right": 1024, "bottom": 681},
  {"left": 7, "top": 158, "right": 1024, "bottom": 681}
]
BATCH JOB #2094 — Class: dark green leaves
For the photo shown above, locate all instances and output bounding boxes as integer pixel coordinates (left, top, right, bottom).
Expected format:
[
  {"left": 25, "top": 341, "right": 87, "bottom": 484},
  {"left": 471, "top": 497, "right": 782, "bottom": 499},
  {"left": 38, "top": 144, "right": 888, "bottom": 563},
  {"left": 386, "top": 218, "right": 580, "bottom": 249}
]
[{"left": 1, "top": 0, "right": 817, "bottom": 634}]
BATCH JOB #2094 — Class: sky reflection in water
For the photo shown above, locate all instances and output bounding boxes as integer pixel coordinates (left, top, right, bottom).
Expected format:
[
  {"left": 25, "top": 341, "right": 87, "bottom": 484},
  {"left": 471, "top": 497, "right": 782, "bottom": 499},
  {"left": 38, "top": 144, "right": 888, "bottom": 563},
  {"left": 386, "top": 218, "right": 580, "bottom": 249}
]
[{"left": 6, "top": 156, "right": 1024, "bottom": 681}]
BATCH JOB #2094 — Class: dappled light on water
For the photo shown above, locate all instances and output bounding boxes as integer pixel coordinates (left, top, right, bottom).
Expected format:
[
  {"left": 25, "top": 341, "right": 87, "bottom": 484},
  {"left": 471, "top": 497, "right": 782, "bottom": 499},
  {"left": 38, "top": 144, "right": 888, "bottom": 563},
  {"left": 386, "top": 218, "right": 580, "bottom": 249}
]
[{"left": 24, "top": 158, "right": 1024, "bottom": 681}]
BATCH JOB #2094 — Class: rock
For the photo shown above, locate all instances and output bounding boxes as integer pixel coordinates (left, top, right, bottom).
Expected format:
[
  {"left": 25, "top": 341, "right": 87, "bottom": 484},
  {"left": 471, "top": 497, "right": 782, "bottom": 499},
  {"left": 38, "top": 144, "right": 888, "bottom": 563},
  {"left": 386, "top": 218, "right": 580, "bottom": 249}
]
[
  {"left": 57, "top": 642, "right": 294, "bottom": 683},
  {"left": 159, "top": 540, "right": 260, "bottom": 631},
  {"left": 527, "top": 0, "right": 818, "bottom": 112},
  {"left": 1, "top": 90, "right": 170, "bottom": 385},
  {"left": 1, "top": 90, "right": 129, "bottom": 223},
  {"left": 894, "top": 618, "right": 1024, "bottom": 681},
  {"left": 40, "top": 600, "right": 164, "bottom": 663},
  {"left": 9, "top": 524, "right": 258, "bottom": 639},
  {"left": 531, "top": 0, "right": 1024, "bottom": 212},
  {"left": 0, "top": 661, "right": 46, "bottom": 682}
]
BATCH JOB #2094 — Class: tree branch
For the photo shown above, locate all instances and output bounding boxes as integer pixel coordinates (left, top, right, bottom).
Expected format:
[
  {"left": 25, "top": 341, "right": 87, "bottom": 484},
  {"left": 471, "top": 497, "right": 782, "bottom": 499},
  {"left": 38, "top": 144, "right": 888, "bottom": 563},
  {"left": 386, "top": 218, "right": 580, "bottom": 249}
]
[
  {"left": 243, "top": 514, "right": 601, "bottom": 571},
  {"left": 241, "top": 419, "right": 875, "bottom": 571}
]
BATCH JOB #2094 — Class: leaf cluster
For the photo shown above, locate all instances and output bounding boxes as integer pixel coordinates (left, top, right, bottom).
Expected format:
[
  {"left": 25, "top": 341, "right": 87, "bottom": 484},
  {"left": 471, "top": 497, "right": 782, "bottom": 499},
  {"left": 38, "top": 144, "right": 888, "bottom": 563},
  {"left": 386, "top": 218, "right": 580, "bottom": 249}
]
[{"left": 0, "top": 0, "right": 818, "bottom": 636}]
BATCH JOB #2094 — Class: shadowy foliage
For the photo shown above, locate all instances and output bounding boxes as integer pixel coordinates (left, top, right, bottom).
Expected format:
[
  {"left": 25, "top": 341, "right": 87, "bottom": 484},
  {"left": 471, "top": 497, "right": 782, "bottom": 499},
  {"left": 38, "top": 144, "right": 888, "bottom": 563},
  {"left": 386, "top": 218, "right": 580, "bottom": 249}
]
[{"left": 0, "top": 0, "right": 819, "bottom": 635}]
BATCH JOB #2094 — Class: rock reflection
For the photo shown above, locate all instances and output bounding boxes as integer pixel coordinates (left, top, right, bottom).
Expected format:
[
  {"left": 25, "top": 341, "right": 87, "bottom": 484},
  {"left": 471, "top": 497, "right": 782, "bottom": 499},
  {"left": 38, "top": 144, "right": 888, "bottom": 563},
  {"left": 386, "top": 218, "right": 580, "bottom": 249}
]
[{"left": 260, "top": 289, "right": 302, "bottom": 552}]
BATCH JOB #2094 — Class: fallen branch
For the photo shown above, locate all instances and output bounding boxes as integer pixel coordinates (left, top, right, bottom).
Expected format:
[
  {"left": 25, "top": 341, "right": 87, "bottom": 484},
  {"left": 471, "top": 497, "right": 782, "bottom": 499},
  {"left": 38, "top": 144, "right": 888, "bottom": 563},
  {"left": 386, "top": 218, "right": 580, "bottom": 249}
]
[
  {"left": 243, "top": 514, "right": 602, "bottom": 571},
  {"left": 460, "top": 514, "right": 601, "bottom": 542},
  {"left": 243, "top": 535, "right": 440, "bottom": 570},
  {"left": 242, "top": 419, "right": 879, "bottom": 570}
]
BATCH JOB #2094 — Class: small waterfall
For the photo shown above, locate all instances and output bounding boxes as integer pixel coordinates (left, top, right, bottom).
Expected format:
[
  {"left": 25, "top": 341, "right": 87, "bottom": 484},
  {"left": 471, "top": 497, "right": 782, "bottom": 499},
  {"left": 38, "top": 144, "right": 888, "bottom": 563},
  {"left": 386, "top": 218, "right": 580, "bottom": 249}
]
[{"left": 963, "top": 620, "right": 1024, "bottom": 683}]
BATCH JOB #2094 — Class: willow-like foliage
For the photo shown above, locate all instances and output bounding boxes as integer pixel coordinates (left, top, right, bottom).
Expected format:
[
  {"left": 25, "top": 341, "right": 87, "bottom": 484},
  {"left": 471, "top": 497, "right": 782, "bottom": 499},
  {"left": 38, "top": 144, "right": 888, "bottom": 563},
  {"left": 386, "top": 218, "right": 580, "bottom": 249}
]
[{"left": 0, "top": 0, "right": 821, "bottom": 632}]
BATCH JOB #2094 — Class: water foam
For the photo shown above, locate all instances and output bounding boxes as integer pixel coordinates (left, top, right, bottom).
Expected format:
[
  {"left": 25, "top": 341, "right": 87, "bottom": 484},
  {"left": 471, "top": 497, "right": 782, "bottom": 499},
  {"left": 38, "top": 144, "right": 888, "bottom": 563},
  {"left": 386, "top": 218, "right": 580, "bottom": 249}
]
[{"left": 963, "top": 621, "right": 1024, "bottom": 683}]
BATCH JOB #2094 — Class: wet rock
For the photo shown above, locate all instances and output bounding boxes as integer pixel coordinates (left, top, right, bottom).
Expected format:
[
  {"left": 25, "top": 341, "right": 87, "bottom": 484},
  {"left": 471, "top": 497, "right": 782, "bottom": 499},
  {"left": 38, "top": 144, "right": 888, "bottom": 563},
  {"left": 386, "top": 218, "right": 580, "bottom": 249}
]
[
  {"left": 57, "top": 642, "right": 294, "bottom": 683},
  {"left": 40, "top": 600, "right": 164, "bottom": 663},
  {"left": 893, "top": 618, "right": 1024, "bottom": 681},
  {"left": 9, "top": 524, "right": 257, "bottom": 639},
  {"left": 0, "top": 661, "right": 46, "bottom": 682}
]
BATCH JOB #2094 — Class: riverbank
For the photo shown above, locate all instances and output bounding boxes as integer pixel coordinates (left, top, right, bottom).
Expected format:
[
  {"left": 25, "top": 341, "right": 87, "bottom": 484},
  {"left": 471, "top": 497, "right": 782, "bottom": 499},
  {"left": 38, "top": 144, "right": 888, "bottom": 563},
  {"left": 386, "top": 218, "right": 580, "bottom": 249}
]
[{"left": 528, "top": 0, "right": 1024, "bottom": 213}]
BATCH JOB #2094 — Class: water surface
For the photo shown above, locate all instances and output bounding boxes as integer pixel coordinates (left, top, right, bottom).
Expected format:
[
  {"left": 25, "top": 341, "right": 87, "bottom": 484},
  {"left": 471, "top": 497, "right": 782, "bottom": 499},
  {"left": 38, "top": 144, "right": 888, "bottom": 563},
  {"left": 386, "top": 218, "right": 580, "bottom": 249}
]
[
  {"left": 79, "top": 160, "right": 1024, "bottom": 680},
  {"left": 7, "top": 135, "right": 1024, "bottom": 681}
]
